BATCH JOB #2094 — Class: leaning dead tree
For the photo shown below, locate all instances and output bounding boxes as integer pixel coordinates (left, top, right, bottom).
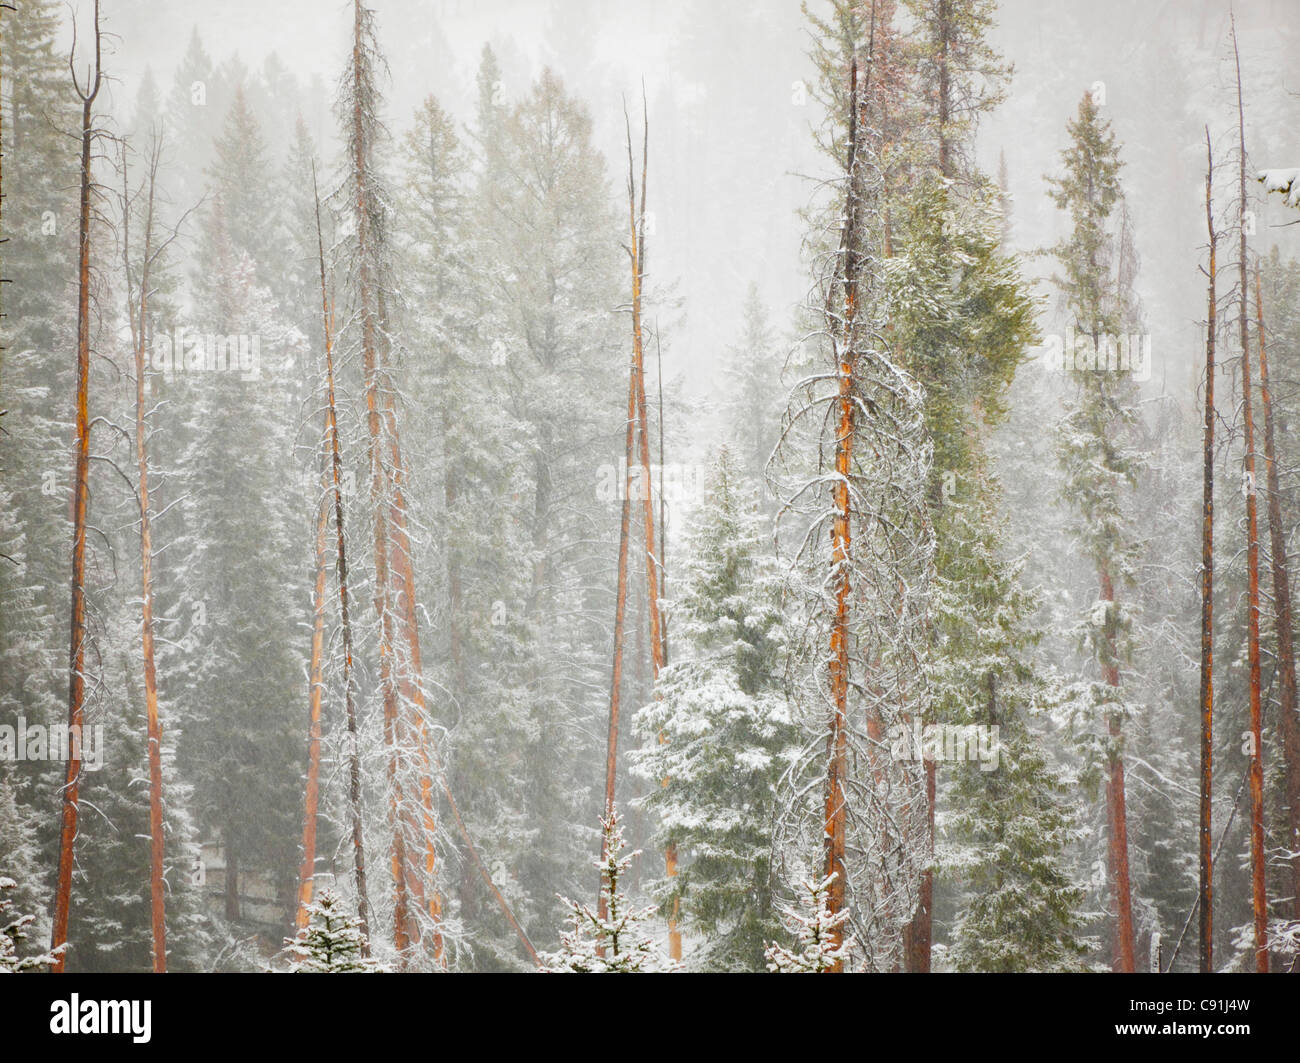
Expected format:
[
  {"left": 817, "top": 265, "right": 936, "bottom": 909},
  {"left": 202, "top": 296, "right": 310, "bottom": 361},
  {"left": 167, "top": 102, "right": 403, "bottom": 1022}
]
[
  {"left": 52, "top": 0, "right": 103, "bottom": 972},
  {"left": 773, "top": 14, "right": 933, "bottom": 973},
  {"left": 307, "top": 164, "right": 372, "bottom": 950},
  {"left": 296, "top": 165, "right": 337, "bottom": 936}
]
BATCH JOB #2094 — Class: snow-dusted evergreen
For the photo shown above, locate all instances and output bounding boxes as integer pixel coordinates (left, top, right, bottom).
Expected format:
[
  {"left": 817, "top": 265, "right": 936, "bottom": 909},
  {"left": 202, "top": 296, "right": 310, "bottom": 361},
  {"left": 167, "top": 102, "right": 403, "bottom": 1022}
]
[
  {"left": 283, "top": 889, "right": 387, "bottom": 973},
  {"left": 540, "top": 810, "right": 678, "bottom": 973},
  {"left": 764, "top": 873, "right": 852, "bottom": 973},
  {"left": 631, "top": 448, "right": 797, "bottom": 970}
]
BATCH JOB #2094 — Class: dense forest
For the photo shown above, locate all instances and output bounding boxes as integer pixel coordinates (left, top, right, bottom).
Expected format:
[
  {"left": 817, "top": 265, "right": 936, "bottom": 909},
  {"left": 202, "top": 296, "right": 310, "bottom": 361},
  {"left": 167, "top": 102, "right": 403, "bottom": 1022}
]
[{"left": 2, "top": 0, "right": 1300, "bottom": 975}]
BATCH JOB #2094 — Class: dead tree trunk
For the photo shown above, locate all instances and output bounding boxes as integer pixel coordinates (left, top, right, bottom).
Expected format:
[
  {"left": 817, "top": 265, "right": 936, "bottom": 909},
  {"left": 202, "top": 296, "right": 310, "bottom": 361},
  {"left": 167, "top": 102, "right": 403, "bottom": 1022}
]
[
  {"left": 122, "top": 139, "right": 167, "bottom": 972},
  {"left": 52, "top": 0, "right": 102, "bottom": 972},
  {"left": 1233, "top": 18, "right": 1269, "bottom": 973},
  {"left": 312, "top": 165, "right": 372, "bottom": 951},
  {"left": 821, "top": 56, "right": 869, "bottom": 974},
  {"left": 1199, "top": 129, "right": 1217, "bottom": 974},
  {"left": 348, "top": 6, "right": 535, "bottom": 966},
  {"left": 1257, "top": 265, "right": 1300, "bottom": 949},
  {"left": 598, "top": 352, "right": 638, "bottom": 930},
  {"left": 348, "top": 0, "right": 426, "bottom": 959},
  {"left": 623, "top": 98, "right": 678, "bottom": 960},
  {"left": 295, "top": 468, "right": 330, "bottom": 931}
]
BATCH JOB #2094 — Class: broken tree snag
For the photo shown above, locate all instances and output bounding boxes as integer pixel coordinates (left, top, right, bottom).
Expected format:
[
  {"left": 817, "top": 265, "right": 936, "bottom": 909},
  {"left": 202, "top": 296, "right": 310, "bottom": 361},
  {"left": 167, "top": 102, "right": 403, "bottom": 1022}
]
[
  {"left": 598, "top": 347, "right": 638, "bottom": 931},
  {"left": 623, "top": 94, "right": 679, "bottom": 960},
  {"left": 1232, "top": 17, "right": 1268, "bottom": 974},
  {"left": 1256, "top": 265, "right": 1300, "bottom": 948},
  {"left": 1199, "top": 129, "right": 1216, "bottom": 975},
  {"left": 52, "top": 0, "right": 103, "bottom": 973}
]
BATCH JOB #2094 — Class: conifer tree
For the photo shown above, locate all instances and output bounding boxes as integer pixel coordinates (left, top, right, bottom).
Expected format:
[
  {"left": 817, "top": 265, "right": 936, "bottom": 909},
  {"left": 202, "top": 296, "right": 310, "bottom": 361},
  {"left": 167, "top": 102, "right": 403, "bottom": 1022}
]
[
  {"left": 540, "top": 810, "right": 677, "bottom": 973},
  {"left": 939, "top": 466, "right": 1087, "bottom": 971},
  {"left": 764, "top": 873, "right": 852, "bottom": 973},
  {"left": 774, "top": 0, "right": 934, "bottom": 972},
  {"left": 719, "top": 285, "right": 786, "bottom": 493},
  {"left": 1045, "top": 91, "right": 1143, "bottom": 973},
  {"left": 632, "top": 449, "right": 798, "bottom": 970},
  {"left": 0, "top": 875, "right": 59, "bottom": 972},
  {"left": 285, "top": 889, "right": 387, "bottom": 972}
]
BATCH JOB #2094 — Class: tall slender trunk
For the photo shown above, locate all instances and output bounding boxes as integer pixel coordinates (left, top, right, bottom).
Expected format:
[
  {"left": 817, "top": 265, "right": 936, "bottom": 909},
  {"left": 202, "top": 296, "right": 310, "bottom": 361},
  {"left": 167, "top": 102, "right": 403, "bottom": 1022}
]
[
  {"left": 350, "top": 0, "right": 425, "bottom": 958},
  {"left": 52, "top": 2, "right": 101, "bottom": 971},
  {"left": 1100, "top": 567, "right": 1136, "bottom": 972},
  {"left": 295, "top": 475, "right": 330, "bottom": 931},
  {"left": 598, "top": 357, "right": 637, "bottom": 929},
  {"left": 1199, "top": 130, "right": 1217, "bottom": 974},
  {"left": 1233, "top": 18, "right": 1269, "bottom": 972},
  {"left": 655, "top": 327, "right": 668, "bottom": 665},
  {"left": 312, "top": 167, "right": 372, "bottom": 951},
  {"left": 128, "top": 148, "right": 167, "bottom": 973},
  {"left": 1242, "top": 299, "right": 1268, "bottom": 974},
  {"left": 1256, "top": 266, "right": 1300, "bottom": 952},
  {"left": 624, "top": 98, "right": 677, "bottom": 959},
  {"left": 822, "top": 56, "right": 867, "bottom": 974}
]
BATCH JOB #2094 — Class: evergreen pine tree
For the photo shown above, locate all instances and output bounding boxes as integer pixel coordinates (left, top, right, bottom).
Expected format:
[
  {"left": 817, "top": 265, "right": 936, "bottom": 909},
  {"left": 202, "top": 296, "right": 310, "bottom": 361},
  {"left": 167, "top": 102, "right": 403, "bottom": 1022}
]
[
  {"left": 0, "top": 875, "right": 59, "bottom": 972},
  {"left": 631, "top": 448, "right": 797, "bottom": 970},
  {"left": 764, "top": 873, "right": 852, "bottom": 973},
  {"left": 540, "top": 809, "right": 678, "bottom": 973},
  {"left": 284, "top": 889, "right": 387, "bottom": 972},
  {"left": 1045, "top": 90, "right": 1145, "bottom": 973}
]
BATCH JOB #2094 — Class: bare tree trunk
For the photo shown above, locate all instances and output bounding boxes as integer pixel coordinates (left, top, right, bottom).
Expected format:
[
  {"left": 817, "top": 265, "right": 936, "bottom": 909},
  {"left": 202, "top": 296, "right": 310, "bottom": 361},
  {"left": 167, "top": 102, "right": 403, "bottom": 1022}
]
[
  {"left": 1242, "top": 311, "right": 1268, "bottom": 974},
  {"left": 52, "top": 1, "right": 102, "bottom": 972},
  {"left": 623, "top": 98, "right": 679, "bottom": 960},
  {"left": 312, "top": 166, "right": 372, "bottom": 951},
  {"left": 598, "top": 357, "right": 637, "bottom": 931},
  {"left": 1233, "top": 18, "right": 1269, "bottom": 973},
  {"left": 295, "top": 478, "right": 329, "bottom": 931},
  {"left": 349, "top": 0, "right": 423, "bottom": 959},
  {"left": 1257, "top": 265, "right": 1300, "bottom": 951},
  {"left": 656, "top": 326, "right": 668, "bottom": 665},
  {"left": 1199, "top": 129, "right": 1217, "bottom": 974},
  {"left": 124, "top": 141, "right": 167, "bottom": 973}
]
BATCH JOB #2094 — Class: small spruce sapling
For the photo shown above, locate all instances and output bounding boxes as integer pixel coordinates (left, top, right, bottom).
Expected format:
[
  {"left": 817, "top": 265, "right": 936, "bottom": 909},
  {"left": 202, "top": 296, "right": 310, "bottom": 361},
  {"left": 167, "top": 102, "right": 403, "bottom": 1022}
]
[
  {"left": 284, "top": 889, "right": 387, "bottom": 972},
  {"left": 764, "top": 873, "right": 853, "bottom": 973},
  {"left": 541, "top": 809, "right": 679, "bottom": 973}
]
